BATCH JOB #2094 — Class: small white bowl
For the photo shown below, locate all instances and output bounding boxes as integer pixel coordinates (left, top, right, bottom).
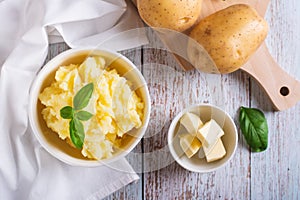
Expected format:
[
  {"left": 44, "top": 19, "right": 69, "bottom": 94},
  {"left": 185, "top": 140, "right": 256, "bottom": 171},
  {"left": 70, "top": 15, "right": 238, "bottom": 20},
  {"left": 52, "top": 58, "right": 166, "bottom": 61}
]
[
  {"left": 29, "top": 49, "right": 151, "bottom": 167},
  {"left": 168, "top": 104, "right": 238, "bottom": 173}
]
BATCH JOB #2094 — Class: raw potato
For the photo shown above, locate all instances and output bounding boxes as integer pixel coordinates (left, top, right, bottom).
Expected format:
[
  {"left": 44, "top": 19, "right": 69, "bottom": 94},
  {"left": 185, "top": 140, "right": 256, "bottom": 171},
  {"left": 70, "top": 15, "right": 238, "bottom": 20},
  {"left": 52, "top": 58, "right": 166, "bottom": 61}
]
[
  {"left": 137, "top": 0, "right": 203, "bottom": 32},
  {"left": 187, "top": 4, "right": 269, "bottom": 74}
]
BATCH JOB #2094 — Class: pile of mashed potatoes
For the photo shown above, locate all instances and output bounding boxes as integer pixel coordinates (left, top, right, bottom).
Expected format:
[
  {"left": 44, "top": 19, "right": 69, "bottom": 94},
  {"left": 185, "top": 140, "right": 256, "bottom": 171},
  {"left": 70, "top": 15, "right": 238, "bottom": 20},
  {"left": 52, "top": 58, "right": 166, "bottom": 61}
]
[{"left": 39, "top": 56, "right": 144, "bottom": 160}]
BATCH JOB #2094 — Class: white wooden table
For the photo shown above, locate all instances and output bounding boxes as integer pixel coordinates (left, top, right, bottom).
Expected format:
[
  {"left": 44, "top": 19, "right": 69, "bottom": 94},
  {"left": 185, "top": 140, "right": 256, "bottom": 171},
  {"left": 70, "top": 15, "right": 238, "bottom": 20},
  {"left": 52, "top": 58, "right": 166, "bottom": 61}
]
[{"left": 48, "top": 0, "right": 300, "bottom": 199}]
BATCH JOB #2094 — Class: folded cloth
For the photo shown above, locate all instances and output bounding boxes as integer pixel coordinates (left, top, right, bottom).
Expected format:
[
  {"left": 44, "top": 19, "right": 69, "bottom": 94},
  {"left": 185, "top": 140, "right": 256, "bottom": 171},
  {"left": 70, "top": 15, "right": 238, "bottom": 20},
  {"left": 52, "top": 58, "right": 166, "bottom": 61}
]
[{"left": 0, "top": 0, "right": 147, "bottom": 199}]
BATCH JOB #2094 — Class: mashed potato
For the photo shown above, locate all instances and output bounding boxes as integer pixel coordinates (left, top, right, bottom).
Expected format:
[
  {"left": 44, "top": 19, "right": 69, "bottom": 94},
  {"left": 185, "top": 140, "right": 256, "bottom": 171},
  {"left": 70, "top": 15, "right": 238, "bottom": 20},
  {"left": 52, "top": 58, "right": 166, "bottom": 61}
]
[{"left": 39, "top": 56, "right": 144, "bottom": 160}]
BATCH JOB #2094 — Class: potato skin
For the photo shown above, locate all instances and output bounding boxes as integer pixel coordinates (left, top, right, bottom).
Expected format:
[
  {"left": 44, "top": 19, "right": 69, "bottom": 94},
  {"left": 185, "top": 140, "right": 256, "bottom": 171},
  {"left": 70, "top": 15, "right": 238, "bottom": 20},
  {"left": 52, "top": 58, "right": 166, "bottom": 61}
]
[
  {"left": 188, "top": 4, "right": 269, "bottom": 74},
  {"left": 137, "top": 0, "right": 203, "bottom": 32}
]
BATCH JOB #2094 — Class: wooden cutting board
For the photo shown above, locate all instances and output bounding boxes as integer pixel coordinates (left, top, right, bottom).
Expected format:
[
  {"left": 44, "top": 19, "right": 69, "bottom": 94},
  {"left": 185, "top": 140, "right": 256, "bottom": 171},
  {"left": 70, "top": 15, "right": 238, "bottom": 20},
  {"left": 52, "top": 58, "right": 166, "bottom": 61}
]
[{"left": 134, "top": 0, "right": 300, "bottom": 111}]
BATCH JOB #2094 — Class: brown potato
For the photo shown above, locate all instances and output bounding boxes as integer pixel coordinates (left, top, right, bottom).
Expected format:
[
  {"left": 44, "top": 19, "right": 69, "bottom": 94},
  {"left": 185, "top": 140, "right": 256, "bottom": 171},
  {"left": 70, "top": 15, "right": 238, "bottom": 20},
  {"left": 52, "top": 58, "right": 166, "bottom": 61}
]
[
  {"left": 187, "top": 4, "right": 269, "bottom": 74},
  {"left": 137, "top": 0, "right": 203, "bottom": 32}
]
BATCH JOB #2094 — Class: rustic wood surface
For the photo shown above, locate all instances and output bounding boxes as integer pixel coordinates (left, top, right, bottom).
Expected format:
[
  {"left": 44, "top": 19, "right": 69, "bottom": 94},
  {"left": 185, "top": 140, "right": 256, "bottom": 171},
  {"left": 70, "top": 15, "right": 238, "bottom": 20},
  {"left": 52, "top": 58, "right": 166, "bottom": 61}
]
[{"left": 48, "top": 0, "right": 300, "bottom": 199}]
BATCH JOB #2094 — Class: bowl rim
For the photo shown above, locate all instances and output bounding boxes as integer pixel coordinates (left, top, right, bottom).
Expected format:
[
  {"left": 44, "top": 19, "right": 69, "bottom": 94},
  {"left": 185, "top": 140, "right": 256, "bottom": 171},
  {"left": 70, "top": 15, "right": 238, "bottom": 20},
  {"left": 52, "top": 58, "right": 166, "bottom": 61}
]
[
  {"left": 28, "top": 48, "right": 151, "bottom": 167},
  {"left": 167, "top": 103, "right": 238, "bottom": 173}
]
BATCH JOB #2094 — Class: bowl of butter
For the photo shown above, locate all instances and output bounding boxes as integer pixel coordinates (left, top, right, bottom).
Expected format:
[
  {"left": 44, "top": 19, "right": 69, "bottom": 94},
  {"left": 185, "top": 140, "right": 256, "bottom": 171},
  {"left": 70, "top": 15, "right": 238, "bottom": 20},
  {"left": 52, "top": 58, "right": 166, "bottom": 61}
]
[
  {"left": 29, "top": 48, "right": 151, "bottom": 166},
  {"left": 167, "top": 104, "right": 238, "bottom": 173}
]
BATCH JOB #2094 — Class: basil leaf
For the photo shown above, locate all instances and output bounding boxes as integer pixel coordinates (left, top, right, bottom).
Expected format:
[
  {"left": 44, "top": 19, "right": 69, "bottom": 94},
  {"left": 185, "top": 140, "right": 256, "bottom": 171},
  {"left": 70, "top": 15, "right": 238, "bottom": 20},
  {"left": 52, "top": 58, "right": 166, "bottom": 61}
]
[
  {"left": 69, "top": 118, "right": 85, "bottom": 148},
  {"left": 75, "top": 110, "right": 93, "bottom": 121},
  {"left": 60, "top": 106, "right": 74, "bottom": 119},
  {"left": 239, "top": 106, "right": 268, "bottom": 152},
  {"left": 62, "top": 83, "right": 95, "bottom": 148},
  {"left": 73, "top": 83, "right": 94, "bottom": 110}
]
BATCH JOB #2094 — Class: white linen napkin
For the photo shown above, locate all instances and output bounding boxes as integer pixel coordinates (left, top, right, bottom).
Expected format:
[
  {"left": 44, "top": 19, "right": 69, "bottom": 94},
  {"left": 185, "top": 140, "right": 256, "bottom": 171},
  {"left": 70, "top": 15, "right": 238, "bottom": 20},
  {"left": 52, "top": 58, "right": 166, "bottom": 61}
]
[{"left": 0, "top": 0, "right": 147, "bottom": 199}]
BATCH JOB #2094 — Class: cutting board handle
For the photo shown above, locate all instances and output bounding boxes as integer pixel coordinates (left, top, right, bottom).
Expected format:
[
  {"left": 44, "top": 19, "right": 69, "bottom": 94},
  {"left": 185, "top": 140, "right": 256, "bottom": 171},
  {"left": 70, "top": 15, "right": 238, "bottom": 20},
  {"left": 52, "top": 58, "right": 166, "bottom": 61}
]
[{"left": 241, "top": 43, "right": 300, "bottom": 110}]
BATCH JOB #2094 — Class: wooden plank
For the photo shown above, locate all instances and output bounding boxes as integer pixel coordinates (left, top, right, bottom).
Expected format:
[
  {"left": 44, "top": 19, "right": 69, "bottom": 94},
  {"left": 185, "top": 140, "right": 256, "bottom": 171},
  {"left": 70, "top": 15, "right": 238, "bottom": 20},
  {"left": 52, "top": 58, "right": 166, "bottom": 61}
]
[
  {"left": 45, "top": 43, "right": 70, "bottom": 63},
  {"left": 142, "top": 28, "right": 251, "bottom": 199},
  {"left": 46, "top": 0, "right": 300, "bottom": 197},
  {"left": 250, "top": 0, "right": 300, "bottom": 199},
  {"left": 146, "top": 0, "right": 300, "bottom": 111}
]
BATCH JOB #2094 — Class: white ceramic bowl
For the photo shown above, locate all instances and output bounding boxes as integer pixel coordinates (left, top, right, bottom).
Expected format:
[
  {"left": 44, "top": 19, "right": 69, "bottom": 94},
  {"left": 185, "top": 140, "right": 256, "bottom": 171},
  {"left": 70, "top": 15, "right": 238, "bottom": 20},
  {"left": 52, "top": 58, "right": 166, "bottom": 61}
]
[
  {"left": 168, "top": 104, "right": 238, "bottom": 173},
  {"left": 29, "top": 49, "right": 151, "bottom": 167}
]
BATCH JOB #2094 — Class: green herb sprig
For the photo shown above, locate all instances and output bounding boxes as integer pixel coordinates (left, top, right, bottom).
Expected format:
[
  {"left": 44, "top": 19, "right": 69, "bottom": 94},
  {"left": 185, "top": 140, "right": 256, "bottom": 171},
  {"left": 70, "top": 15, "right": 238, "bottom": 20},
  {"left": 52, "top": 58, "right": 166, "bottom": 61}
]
[
  {"left": 239, "top": 106, "right": 268, "bottom": 152},
  {"left": 60, "top": 83, "right": 94, "bottom": 148}
]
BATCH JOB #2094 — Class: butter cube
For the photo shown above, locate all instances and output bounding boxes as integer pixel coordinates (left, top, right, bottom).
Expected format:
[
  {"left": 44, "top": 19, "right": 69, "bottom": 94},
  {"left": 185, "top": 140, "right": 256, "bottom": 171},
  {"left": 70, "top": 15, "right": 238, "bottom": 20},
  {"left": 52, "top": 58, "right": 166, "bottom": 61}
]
[
  {"left": 179, "top": 134, "right": 202, "bottom": 158},
  {"left": 202, "top": 138, "right": 219, "bottom": 156},
  {"left": 180, "top": 112, "right": 203, "bottom": 134},
  {"left": 206, "top": 138, "right": 226, "bottom": 162},
  {"left": 197, "top": 119, "right": 224, "bottom": 147}
]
